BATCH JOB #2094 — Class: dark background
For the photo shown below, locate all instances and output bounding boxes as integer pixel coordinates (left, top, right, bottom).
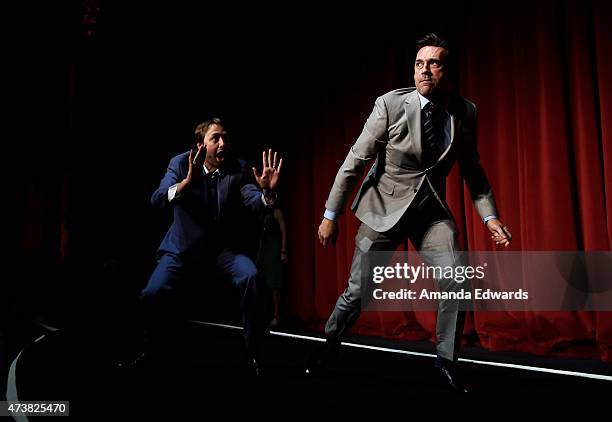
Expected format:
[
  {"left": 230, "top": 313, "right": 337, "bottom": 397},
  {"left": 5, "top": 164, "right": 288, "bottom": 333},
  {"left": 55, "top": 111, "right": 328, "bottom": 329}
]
[{"left": 8, "top": 0, "right": 466, "bottom": 320}]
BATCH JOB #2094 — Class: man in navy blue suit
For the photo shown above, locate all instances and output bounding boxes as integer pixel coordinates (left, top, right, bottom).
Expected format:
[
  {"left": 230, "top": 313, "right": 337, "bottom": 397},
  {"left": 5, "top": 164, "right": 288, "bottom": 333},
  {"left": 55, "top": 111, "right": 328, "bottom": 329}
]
[{"left": 139, "top": 117, "right": 283, "bottom": 374}]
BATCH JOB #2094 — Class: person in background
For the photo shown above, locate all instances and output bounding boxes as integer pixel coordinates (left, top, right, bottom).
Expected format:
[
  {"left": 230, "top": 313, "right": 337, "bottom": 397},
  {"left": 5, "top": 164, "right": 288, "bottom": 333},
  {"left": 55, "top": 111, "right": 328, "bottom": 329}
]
[
  {"left": 257, "top": 205, "right": 287, "bottom": 328},
  {"left": 137, "top": 118, "right": 283, "bottom": 376}
]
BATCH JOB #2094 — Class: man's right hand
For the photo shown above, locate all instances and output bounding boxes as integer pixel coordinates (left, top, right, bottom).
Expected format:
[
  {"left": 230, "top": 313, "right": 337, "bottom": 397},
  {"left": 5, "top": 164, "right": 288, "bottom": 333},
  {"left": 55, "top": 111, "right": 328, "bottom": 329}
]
[
  {"left": 188, "top": 145, "right": 206, "bottom": 182},
  {"left": 318, "top": 218, "right": 338, "bottom": 248},
  {"left": 179, "top": 146, "right": 205, "bottom": 193}
]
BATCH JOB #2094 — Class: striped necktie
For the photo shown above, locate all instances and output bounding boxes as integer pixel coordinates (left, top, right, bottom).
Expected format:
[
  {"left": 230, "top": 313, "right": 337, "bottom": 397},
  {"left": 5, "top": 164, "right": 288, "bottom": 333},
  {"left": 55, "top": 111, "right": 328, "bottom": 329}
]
[{"left": 422, "top": 101, "right": 443, "bottom": 166}]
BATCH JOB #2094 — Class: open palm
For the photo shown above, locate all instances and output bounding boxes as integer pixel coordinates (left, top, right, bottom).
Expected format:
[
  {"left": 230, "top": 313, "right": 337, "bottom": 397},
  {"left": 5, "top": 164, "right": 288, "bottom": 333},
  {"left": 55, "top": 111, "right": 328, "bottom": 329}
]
[{"left": 253, "top": 149, "right": 283, "bottom": 190}]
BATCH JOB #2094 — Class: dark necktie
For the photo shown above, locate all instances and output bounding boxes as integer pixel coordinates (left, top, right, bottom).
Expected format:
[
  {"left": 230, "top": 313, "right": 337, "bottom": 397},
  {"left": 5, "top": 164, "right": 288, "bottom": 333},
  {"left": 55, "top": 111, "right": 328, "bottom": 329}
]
[
  {"left": 422, "top": 101, "right": 444, "bottom": 166},
  {"left": 206, "top": 171, "right": 219, "bottom": 220}
]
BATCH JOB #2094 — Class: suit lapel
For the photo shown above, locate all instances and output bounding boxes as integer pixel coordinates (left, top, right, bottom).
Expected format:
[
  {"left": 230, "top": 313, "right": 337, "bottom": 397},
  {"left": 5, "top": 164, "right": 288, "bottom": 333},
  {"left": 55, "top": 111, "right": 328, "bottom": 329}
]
[
  {"left": 404, "top": 90, "right": 423, "bottom": 162},
  {"left": 437, "top": 114, "right": 457, "bottom": 162},
  {"left": 217, "top": 172, "right": 231, "bottom": 216}
]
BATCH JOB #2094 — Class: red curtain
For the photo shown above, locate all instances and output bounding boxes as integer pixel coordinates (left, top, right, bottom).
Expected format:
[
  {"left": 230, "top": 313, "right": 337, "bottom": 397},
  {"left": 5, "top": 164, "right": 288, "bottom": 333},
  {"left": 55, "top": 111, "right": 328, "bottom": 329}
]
[{"left": 286, "top": 0, "right": 612, "bottom": 361}]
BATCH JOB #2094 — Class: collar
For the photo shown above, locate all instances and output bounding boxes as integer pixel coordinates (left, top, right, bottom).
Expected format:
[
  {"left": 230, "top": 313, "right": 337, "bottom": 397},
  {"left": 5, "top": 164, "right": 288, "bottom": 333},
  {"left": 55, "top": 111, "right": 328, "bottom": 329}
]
[
  {"left": 417, "top": 92, "right": 430, "bottom": 110},
  {"left": 203, "top": 164, "right": 222, "bottom": 177},
  {"left": 417, "top": 91, "right": 451, "bottom": 114}
]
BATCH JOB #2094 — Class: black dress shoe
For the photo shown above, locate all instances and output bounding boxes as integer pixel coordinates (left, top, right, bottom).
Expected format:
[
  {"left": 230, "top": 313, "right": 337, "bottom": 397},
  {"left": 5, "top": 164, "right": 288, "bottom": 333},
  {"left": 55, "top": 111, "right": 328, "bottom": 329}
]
[
  {"left": 112, "top": 329, "right": 150, "bottom": 369},
  {"left": 304, "top": 340, "right": 340, "bottom": 377},
  {"left": 114, "top": 348, "right": 147, "bottom": 369},
  {"left": 247, "top": 357, "right": 263, "bottom": 378},
  {"left": 436, "top": 363, "right": 471, "bottom": 393}
]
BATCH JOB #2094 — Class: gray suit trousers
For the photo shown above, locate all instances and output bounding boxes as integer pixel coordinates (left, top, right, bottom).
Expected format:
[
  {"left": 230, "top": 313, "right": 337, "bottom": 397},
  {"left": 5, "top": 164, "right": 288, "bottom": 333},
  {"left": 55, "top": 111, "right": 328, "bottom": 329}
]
[{"left": 324, "top": 197, "right": 468, "bottom": 361}]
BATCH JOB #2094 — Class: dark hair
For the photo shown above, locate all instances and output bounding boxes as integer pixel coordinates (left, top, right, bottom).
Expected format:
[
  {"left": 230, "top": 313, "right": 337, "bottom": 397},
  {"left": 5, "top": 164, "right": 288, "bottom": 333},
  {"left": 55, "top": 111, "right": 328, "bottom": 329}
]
[
  {"left": 195, "top": 117, "right": 224, "bottom": 143},
  {"left": 416, "top": 33, "right": 450, "bottom": 53}
]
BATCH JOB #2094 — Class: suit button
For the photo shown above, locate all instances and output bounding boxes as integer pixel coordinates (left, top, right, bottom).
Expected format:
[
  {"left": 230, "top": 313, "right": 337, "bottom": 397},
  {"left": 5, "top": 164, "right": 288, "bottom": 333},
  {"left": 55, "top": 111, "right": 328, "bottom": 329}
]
[{"left": 413, "top": 188, "right": 418, "bottom": 193}]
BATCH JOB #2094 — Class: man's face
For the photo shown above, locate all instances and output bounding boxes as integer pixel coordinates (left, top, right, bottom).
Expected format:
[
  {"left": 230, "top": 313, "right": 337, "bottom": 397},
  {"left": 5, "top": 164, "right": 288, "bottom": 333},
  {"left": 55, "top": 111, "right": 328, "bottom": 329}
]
[
  {"left": 414, "top": 46, "right": 450, "bottom": 98},
  {"left": 199, "top": 123, "right": 228, "bottom": 168}
]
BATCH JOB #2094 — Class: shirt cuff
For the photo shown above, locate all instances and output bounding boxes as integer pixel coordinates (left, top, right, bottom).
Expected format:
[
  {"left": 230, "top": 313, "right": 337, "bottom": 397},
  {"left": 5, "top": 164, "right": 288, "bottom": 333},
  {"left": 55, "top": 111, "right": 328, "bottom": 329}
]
[
  {"left": 262, "top": 190, "right": 277, "bottom": 206},
  {"left": 324, "top": 209, "right": 338, "bottom": 221},
  {"left": 483, "top": 215, "right": 497, "bottom": 224},
  {"left": 168, "top": 183, "right": 180, "bottom": 202}
]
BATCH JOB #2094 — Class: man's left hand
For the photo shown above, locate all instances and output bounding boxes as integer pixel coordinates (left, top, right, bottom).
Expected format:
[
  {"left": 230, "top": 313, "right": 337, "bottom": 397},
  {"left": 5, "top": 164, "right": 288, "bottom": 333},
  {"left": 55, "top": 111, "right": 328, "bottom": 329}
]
[
  {"left": 486, "top": 218, "right": 512, "bottom": 247},
  {"left": 253, "top": 149, "right": 283, "bottom": 190}
]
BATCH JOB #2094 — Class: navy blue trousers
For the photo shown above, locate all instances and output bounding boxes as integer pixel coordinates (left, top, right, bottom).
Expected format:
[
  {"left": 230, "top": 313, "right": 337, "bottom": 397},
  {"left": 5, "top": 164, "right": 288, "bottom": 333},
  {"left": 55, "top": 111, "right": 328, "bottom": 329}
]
[{"left": 141, "top": 249, "right": 261, "bottom": 354}]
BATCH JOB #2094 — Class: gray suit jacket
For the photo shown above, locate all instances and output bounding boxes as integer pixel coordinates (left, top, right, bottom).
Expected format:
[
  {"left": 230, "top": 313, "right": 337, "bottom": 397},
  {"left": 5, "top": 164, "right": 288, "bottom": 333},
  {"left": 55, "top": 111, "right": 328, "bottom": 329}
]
[{"left": 325, "top": 87, "right": 497, "bottom": 232}]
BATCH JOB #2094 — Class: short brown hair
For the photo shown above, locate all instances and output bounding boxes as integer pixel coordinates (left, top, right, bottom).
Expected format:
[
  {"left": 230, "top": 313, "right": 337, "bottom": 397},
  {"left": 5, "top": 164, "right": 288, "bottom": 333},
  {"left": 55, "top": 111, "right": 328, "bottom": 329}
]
[{"left": 195, "top": 117, "right": 224, "bottom": 143}]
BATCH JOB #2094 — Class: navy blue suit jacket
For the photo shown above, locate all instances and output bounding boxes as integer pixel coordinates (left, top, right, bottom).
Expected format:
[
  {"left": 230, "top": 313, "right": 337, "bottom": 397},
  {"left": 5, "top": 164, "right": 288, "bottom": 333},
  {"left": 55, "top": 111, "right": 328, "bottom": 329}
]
[{"left": 151, "top": 151, "right": 264, "bottom": 259}]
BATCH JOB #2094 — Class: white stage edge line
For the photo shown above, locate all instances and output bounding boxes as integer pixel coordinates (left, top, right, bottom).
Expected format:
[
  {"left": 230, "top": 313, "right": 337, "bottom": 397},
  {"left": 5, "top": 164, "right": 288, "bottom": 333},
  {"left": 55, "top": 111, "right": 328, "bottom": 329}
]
[{"left": 191, "top": 320, "right": 612, "bottom": 382}]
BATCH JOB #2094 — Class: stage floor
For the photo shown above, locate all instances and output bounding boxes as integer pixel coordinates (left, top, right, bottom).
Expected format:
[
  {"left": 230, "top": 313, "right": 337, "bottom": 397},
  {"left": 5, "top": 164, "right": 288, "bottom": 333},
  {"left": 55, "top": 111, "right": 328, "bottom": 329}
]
[{"left": 9, "top": 321, "right": 612, "bottom": 419}]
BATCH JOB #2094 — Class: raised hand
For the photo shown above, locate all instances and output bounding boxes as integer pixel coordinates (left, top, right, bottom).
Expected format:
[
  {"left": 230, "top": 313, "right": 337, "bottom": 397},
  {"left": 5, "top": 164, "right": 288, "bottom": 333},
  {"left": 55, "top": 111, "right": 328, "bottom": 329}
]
[
  {"left": 186, "top": 144, "right": 206, "bottom": 184},
  {"left": 252, "top": 149, "right": 283, "bottom": 190}
]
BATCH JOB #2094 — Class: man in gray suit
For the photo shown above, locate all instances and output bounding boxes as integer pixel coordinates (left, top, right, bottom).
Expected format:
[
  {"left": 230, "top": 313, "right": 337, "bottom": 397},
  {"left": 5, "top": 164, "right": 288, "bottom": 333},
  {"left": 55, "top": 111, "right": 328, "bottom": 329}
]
[{"left": 306, "top": 33, "right": 512, "bottom": 392}]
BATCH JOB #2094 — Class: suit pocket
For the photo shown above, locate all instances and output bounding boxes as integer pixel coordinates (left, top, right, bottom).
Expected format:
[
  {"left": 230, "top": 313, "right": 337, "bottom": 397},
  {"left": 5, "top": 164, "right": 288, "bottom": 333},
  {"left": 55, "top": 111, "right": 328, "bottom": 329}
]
[{"left": 378, "top": 177, "right": 395, "bottom": 196}]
